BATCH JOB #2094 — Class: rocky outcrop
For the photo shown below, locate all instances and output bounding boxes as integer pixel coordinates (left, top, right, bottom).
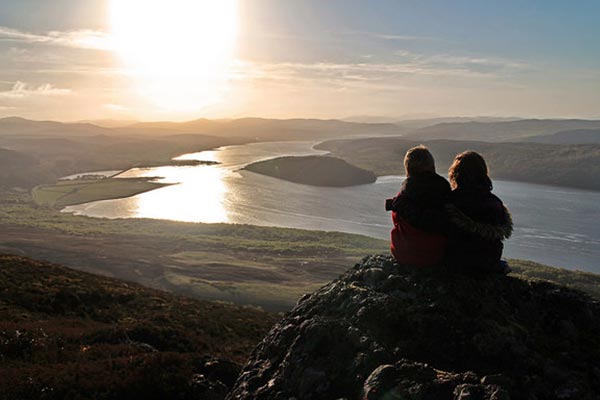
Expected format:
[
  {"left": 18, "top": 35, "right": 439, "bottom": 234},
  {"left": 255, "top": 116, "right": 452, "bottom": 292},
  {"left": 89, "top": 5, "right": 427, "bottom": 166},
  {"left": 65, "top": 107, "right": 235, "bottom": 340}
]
[{"left": 227, "top": 255, "right": 600, "bottom": 400}]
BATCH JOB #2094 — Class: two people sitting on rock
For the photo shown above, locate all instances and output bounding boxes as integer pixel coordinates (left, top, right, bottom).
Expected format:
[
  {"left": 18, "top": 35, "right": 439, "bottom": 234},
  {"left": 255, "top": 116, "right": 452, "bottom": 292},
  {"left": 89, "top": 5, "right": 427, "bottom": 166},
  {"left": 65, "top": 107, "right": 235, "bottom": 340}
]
[{"left": 386, "top": 145, "right": 513, "bottom": 273}]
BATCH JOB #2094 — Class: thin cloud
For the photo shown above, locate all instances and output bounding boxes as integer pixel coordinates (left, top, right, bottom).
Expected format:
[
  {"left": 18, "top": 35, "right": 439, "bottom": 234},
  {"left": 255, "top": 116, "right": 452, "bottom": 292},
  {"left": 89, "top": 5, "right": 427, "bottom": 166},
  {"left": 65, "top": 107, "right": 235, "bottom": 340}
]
[
  {"left": 370, "top": 33, "right": 440, "bottom": 42},
  {"left": 104, "top": 103, "right": 129, "bottom": 112},
  {"left": 394, "top": 50, "right": 531, "bottom": 71},
  {"left": 0, "top": 81, "right": 72, "bottom": 99},
  {"left": 237, "top": 59, "right": 503, "bottom": 84},
  {"left": 341, "top": 30, "right": 444, "bottom": 43},
  {"left": 0, "top": 26, "right": 112, "bottom": 50}
]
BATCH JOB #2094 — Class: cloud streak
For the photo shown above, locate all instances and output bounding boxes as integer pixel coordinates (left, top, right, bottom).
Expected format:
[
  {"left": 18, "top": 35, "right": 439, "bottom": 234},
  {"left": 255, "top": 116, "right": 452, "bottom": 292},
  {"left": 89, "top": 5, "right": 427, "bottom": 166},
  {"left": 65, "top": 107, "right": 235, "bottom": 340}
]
[
  {"left": 394, "top": 50, "right": 530, "bottom": 71},
  {"left": 0, "top": 26, "right": 112, "bottom": 50},
  {"left": 0, "top": 81, "right": 72, "bottom": 99},
  {"left": 235, "top": 49, "right": 530, "bottom": 91}
]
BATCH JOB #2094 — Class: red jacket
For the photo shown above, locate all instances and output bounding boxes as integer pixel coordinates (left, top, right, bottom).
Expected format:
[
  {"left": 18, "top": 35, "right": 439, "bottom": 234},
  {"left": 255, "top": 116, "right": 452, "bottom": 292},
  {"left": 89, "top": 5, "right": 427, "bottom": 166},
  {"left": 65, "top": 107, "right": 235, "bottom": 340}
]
[
  {"left": 388, "top": 172, "right": 451, "bottom": 266},
  {"left": 391, "top": 211, "right": 447, "bottom": 266}
]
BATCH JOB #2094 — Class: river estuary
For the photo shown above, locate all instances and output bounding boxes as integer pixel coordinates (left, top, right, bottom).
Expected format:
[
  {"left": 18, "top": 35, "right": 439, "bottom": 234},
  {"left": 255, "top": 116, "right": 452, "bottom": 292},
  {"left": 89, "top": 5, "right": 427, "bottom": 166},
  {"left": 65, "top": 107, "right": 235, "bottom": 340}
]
[{"left": 63, "top": 141, "right": 600, "bottom": 273}]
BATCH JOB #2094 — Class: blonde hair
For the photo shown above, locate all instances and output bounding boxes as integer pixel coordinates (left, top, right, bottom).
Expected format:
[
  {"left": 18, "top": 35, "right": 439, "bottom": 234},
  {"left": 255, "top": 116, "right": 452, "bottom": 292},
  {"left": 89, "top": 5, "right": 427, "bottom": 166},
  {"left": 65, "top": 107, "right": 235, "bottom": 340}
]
[{"left": 404, "top": 145, "right": 435, "bottom": 176}]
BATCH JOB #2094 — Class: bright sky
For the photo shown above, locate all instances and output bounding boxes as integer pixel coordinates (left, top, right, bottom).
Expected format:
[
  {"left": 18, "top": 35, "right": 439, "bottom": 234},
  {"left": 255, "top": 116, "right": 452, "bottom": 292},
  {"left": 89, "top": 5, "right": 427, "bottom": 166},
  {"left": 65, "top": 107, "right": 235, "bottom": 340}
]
[{"left": 0, "top": 0, "right": 599, "bottom": 121}]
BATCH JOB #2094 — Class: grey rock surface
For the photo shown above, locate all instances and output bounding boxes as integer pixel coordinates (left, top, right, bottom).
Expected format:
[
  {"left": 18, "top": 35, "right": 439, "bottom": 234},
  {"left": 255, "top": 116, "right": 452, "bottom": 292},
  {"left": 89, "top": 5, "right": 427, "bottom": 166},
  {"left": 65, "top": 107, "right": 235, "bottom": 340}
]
[{"left": 227, "top": 255, "right": 600, "bottom": 400}]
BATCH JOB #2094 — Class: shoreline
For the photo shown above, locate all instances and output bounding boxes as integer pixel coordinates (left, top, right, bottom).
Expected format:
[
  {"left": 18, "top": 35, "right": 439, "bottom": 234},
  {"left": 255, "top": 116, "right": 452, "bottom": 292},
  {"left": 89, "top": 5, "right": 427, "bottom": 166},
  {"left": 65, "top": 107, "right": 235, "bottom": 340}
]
[{"left": 33, "top": 177, "right": 172, "bottom": 208}]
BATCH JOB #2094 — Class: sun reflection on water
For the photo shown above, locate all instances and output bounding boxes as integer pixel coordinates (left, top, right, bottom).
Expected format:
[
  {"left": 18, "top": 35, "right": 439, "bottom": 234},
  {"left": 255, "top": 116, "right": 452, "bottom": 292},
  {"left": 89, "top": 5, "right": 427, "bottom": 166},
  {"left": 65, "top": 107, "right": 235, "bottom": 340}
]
[
  {"left": 62, "top": 142, "right": 326, "bottom": 224},
  {"left": 121, "top": 165, "right": 229, "bottom": 223},
  {"left": 174, "top": 150, "right": 219, "bottom": 163}
]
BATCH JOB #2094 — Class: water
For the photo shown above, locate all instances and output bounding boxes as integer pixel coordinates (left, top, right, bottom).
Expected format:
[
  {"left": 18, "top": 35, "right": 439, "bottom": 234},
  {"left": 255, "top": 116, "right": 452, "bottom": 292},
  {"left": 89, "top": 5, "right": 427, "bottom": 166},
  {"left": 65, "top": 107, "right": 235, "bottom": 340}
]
[{"left": 63, "top": 141, "right": 600, "bottom": 272}]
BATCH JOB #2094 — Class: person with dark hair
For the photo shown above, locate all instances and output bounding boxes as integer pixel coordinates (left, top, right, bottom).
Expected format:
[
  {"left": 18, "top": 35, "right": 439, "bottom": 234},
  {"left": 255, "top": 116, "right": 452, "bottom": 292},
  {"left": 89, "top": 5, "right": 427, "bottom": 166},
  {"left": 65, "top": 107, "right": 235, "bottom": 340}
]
[
  {"left": 385, "top": 145, "right": 451, "bottom": 266},
  {"left": 445, "top": 151, "right": 513, "bottom": 274}
]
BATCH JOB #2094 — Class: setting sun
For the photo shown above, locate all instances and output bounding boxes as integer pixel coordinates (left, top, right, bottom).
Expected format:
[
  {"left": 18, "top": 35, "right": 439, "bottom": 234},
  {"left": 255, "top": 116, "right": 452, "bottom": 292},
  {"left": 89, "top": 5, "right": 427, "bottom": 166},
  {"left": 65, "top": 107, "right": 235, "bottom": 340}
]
[{"left": 110, "top": 0, "right": 239, "bottom": 113}]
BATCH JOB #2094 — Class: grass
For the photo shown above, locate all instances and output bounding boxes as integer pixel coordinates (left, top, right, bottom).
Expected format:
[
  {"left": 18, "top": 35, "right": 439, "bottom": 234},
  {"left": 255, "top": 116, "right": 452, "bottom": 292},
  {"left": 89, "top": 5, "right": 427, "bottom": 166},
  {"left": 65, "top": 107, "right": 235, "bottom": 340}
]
[
  {"left": 0, "top": 254, "right": 277, "bottom": 399},
  {"left": 1, "top": 190, "right": 598, "bottom": 309},
  {"left": 510, "top": 259, "right": 600, "bottom": 301},
  {"left": 0, "top": 191, "right": 388, "bottom": 311},
  {"left": 165, "top": 251, "right": 344, "bottom": 309},
  {"left": 32, "top": 178, "right": 168, "bottom": 207}
]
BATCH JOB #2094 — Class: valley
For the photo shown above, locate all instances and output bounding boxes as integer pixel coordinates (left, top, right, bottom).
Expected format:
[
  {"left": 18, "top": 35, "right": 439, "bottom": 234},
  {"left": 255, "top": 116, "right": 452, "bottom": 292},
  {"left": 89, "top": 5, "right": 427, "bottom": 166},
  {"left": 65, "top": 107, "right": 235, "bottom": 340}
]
[{"left": 1, "top": 117, "right": 600, "bottom": 310}]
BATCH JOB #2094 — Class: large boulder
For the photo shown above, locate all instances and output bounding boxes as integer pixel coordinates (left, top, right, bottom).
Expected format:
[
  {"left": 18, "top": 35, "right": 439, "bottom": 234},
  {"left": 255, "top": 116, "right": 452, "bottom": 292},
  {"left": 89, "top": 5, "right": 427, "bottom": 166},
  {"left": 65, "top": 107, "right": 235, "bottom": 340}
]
[{"left": 227, "top": 255, "right": 600, "bottom": 400}]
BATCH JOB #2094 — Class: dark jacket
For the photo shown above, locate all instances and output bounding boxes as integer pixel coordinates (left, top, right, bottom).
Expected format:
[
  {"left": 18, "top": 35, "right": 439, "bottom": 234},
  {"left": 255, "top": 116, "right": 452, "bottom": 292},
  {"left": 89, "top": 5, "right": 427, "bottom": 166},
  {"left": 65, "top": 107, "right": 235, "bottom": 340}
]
[
  {"left": 445, "top": 181, "right": 513, "bottom": 273},
  {"left": 390, "top": 172, "right": 451, "bottom": 266}
]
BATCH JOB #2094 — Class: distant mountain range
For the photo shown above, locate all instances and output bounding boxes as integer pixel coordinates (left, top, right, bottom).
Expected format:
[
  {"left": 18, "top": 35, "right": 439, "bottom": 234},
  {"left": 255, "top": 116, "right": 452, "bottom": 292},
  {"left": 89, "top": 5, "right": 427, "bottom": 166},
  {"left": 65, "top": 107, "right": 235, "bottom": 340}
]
[
  {"left": 343, "top": 115, "right": 518, "bottom": 127},
  {"left": 78, "top": 118, "right": 138, "bottom": 128},
  {"left": 525, "top": 129, "right": 600, "bottom": 144},
  {"left": 3, "top": 116, "right": 600, "bottom": 143},
  {"left": 0, "top": 116, "right": 111, "bottom": 137},
  {"left": 407, "top": 119, "right": 600, "bottom": 142},
  {"left": 0, "top": 116, "right": 404, "bottom": 140},
  {"left": 117, "top": 117, "right": 404, "bottom": 140},
  {"left": 2, "top": 115, "right": 600, "bottom": 190}
]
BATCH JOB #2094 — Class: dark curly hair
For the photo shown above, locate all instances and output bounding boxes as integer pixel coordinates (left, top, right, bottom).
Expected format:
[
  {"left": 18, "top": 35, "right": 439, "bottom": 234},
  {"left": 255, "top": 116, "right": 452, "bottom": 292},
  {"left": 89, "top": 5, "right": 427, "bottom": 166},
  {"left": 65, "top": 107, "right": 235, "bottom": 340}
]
[{"left": 448, "top": 151, "right": 492, "bottom": 190}]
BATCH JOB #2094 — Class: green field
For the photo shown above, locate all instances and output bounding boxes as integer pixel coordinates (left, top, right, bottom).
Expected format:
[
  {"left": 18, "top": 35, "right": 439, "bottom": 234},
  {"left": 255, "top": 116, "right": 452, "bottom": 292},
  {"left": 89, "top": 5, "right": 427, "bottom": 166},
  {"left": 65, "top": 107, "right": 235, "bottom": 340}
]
[
  {"left": 32, "top": 178, "right": 169, "bottom": 207},
  {"left": 1, "top": 191, "right": 388, "bottom": 310},
  {"left": 510, "top": 259, "right": 600, "bottom": 300},
  {"left": 1, "top": 190, "right": 598, "bottom": 310}
]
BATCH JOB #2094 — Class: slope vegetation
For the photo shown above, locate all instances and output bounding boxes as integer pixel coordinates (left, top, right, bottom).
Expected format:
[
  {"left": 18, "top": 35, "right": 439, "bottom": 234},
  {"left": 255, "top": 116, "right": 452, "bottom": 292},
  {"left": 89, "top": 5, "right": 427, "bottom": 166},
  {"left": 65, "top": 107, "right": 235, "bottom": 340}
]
[
  {"left": 318, "top": 137, "right": 600, "bottom": 191},
  {"left": 0, "top": 254, "right": 277, "bottom": 399},
  {"left": 0, "top": 191, "right": 389, "bottom": 311}
]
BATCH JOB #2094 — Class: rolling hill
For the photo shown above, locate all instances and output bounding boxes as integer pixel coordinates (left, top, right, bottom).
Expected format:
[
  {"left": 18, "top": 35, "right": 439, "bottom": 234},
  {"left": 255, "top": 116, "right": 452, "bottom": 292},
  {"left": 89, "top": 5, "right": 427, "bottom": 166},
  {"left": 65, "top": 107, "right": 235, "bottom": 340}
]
[
  {"left": 317, "top": 137, "right": 600, "bottom": 191},
  {"left": 408, "top": 119, "right": 600, "bottom": 142},
  {"left": 525, "top": 128, "right": 600, "bottom": 144},
  {"left": 0, "top": 116, "right": 112, "bottom": 137},
  {"left": 0, "top": 148, "right": 49, "bottom": 188},
  {"left": 120, "top": 117, "right": 404, "bottom": 140}
]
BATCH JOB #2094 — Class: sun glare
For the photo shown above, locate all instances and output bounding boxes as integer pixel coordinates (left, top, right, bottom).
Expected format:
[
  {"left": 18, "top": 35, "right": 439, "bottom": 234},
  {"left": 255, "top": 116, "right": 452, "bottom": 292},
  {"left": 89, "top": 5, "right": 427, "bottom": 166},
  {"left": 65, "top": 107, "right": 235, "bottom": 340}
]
[{"left": 110, "top": 0, "right": 239, "bottom": 113}]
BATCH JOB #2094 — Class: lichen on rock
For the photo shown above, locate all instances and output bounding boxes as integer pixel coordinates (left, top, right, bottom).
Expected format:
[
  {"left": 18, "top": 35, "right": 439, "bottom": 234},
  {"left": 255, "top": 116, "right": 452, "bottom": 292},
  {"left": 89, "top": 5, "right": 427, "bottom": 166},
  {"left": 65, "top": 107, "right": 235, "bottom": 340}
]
[{"left": 227, "top": 255, "right": 600, "bottom": 400}]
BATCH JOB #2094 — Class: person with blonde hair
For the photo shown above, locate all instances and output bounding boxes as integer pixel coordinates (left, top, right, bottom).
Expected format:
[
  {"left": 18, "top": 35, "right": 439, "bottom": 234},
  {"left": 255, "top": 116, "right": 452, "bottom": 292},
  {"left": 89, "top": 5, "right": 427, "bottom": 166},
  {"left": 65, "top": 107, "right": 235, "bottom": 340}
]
[{"left": 385, "top": 145, "right": 451, "bottom": 266}]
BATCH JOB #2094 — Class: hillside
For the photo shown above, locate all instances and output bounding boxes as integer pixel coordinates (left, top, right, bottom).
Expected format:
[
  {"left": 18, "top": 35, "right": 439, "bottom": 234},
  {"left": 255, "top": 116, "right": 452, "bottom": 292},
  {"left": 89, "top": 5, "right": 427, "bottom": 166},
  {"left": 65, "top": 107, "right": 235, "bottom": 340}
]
[
  {"left": 0, "top": 116, "right": 403, "bottom": 141},
  {"left": 0, "top": 116, "right": 112, "bottom": 137},
  {"left": 0, "top": 116, "right": 405, "bottom": 190},
  {"left": 525, "top": 129, "right": 600, "bottom": 144},
  {"left": 120, "top": 117, "right": 403, "bottom": 140},
  {"left": 0, "top": 132, "right": 243, "bottom": 189},
  {"left": 0, "top": 191, "right": 389, "bottom": 311},
  {"left": 0, "top": 148, "right": 49, "bottom": 189},
  {"left": 0, "top": 254, "right": 278, "bottom": 400},
  {"left": 408, "top": 119, "right": 600, "bottom": 142},
  {"left": 243, "top": 155, "right": 377, "bottom": 187},
  {"left": 317, "top": 137, "right": 600, "bottom": 191},
  {"left": 228, "top": 255, "right": 600, "bottom": 400}
]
